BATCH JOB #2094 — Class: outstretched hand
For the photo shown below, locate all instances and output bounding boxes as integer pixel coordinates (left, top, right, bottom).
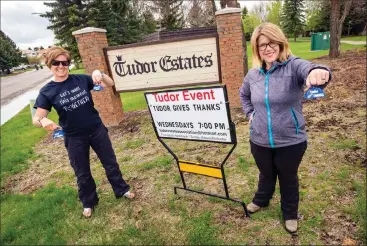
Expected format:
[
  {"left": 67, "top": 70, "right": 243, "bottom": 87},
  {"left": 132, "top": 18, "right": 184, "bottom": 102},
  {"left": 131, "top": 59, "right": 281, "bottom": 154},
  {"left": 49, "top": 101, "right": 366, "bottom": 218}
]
[
  {"left": 40, "top": 118, "right": 59, "bottom": 131},
  {"left": 92, "top": 70, "right": 103, "bottom": 85},
  {"left": 305, "top": 69, "right": 330, "bottom": 91}
]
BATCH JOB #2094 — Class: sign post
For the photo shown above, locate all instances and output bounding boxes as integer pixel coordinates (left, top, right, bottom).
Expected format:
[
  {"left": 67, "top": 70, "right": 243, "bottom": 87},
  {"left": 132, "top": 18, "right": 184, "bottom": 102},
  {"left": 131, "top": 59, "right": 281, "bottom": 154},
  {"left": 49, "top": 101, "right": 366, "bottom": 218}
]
[{"left": 145, "top": 85, "right": 250, "bottom": 217}]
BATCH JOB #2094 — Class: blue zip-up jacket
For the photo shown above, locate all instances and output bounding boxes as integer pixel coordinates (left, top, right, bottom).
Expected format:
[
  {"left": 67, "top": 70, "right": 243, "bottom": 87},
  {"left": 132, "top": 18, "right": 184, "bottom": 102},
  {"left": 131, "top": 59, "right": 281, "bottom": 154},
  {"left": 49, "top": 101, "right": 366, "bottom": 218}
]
[{"left": 239, "top": 56, "right": 331, "bottom": 148}]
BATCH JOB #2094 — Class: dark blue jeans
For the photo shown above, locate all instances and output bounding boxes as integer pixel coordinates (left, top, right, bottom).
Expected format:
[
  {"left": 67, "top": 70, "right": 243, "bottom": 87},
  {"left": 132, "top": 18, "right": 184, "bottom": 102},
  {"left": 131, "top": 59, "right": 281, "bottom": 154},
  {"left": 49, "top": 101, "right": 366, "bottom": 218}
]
[
  {"left": 250, "top": 140, "right": 307, "bottom": 220},
  {"left": 64, "top": 124, "right": 130, "bottom": 208}
]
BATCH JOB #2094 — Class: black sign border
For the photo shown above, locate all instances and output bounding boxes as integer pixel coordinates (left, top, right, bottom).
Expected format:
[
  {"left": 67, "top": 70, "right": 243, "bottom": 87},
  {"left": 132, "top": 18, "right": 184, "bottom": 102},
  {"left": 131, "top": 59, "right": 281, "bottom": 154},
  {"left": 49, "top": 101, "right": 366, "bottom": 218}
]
[{"left": 103, "top": 33, "right": 222, "bottom": 93}]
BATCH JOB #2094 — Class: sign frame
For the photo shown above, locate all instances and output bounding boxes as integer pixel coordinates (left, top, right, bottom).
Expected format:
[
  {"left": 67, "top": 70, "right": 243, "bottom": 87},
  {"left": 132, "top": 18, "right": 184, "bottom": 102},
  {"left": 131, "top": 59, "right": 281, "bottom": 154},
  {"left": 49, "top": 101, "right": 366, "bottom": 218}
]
[
  {"left": 103, "top": 33, "right": 222, "bottom": 93},
  {"left": 144, "top": 85, "right": 236, "bottom": 144},
  {"left": 144, "top": 85, "right": 250, "bottom": 217}
]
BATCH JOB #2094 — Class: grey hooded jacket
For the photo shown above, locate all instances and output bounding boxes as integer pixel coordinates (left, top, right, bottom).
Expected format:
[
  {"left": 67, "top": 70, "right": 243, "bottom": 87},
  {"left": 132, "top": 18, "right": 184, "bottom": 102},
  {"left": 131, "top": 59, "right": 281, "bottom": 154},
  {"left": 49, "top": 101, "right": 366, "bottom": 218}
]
[{"left": 239, "top": 56, "right": 331, "bottom": 148}]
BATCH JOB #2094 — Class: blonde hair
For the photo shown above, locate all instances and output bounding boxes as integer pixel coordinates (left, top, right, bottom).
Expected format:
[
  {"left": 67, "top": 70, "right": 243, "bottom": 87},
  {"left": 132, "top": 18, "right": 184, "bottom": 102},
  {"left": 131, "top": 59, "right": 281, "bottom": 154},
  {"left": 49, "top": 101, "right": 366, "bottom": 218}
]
[
  {"left": 44, "top": 46, "right": 71, "bottom": 68},
  {"left": 250, "top": 22, "right": 292, "bottom": 68}
]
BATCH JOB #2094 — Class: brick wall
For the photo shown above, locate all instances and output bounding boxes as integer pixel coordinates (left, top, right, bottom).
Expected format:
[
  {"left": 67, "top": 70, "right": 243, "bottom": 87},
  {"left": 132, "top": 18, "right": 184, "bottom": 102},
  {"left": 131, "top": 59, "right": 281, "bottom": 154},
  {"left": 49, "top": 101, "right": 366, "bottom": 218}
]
[
  {"left": 216, "top": 9, "right": 244, "bottom": 108},
  {"left": 73, "top": 29, "right": 124, "bottom": 126}
]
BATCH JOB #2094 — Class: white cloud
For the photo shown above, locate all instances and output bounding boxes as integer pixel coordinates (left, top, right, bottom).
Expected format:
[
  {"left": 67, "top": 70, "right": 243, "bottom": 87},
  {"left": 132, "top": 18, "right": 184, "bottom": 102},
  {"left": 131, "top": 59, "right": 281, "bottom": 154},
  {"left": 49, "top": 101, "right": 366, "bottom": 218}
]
[{"left": 1, "top": 1, "right": 55, "bottom": 50}]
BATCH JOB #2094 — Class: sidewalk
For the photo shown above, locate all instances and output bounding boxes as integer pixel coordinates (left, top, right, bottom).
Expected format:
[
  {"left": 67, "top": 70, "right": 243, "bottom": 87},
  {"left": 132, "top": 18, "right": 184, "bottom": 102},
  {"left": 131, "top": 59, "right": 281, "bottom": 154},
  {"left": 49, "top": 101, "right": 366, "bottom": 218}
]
[
  {"left": 340, "top": 40, "right": 366, "bottom": 45},
  {"left": 1, "top": 64, "right": 75, "bottom": 126},
  {"left": 0, "top": 77, "right": 51, "bottom": 125}
]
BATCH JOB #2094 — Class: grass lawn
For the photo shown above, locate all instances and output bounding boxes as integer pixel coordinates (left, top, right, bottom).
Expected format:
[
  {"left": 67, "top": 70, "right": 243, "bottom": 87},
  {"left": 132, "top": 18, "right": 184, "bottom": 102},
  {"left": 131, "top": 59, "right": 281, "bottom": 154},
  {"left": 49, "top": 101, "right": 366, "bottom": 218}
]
[
  {"left": 0, "top": 43, "right": 365, "bottom": 245},
  {"left": 341, "top": 35, "right": 367, "bottom": 42}
]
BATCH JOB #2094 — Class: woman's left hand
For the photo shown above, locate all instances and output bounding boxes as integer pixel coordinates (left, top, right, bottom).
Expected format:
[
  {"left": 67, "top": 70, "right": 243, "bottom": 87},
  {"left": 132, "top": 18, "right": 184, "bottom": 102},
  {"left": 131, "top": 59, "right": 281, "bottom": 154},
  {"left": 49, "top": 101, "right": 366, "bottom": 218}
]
[
  {"left": 92, "top": 70, "right": 103, "bottom": 85},
  {"left": 305, "top": 69, "right": 330, "bottom": 90}
]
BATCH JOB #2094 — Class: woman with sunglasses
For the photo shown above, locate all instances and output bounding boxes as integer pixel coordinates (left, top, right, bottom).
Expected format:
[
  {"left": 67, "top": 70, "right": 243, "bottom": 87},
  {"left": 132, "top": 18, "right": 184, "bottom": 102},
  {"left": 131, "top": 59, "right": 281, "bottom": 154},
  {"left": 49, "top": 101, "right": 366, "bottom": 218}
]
[
  {"left": 32, "top": 47, "right": 134, "bottom": 218},
  {"left": 239, "top": 23, "right": 331, "bottom": 233}
]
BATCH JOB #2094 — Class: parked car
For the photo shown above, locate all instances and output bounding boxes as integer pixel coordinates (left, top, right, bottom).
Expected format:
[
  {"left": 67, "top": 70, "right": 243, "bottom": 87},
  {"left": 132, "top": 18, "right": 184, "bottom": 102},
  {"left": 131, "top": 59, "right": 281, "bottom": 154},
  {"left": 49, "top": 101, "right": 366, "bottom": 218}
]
[{"left": 13, "top": 65, "right": 28, "bottom": 71}]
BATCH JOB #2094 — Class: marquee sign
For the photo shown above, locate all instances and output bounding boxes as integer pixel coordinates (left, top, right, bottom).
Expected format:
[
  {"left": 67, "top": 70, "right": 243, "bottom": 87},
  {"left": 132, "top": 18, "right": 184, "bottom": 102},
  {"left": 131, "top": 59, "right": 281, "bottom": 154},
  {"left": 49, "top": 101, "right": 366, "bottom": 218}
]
[
  {"left": 145, "top": 86, "right": 234, "bottom": 144},
  {"left": 105, "top": 35, "right": 220, "bottom": 92}
]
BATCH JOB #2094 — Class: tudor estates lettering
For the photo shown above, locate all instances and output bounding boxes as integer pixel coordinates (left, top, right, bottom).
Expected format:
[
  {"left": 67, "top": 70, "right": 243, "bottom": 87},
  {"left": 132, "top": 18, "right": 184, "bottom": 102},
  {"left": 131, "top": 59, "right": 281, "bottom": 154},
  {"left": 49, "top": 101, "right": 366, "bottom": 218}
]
[{"left": 113, "top": 53, "right": 213, "bottom": 77}]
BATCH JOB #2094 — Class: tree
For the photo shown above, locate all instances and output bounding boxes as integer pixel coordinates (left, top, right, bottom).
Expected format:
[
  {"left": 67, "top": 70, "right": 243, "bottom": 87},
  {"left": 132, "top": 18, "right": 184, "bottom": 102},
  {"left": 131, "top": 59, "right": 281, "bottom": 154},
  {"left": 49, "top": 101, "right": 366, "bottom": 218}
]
[
  {"left": 220, "top": 0, "right": 240, "bottom": 8},
  {"left": 142, "top": 9, "right": 157, "bottom": 34},
  {"left": 28, "top": 47, "right": 32, "bottom": 50},
  {"left": 304, "top": 1, "right": 324, "bottom": 33},
  {"left": 40, "top": 46, "right": 44, "bottom": 50},
  {"left": 87, "top": 0, "right": 111, "bottom": 30},
  {"left": 281, "top": 0, "right": 306, "bottom": 42},
  {"left": 0, "top": 31, "right": 23, "bottom": 73},
  {"left": 344, "top": 0, "right": 366, "bottom": 35},
  {"left": 243, "top": 13, "right": 262, "bottom": 36},
  {"left": 106, "top": 0, "right": 144, "bottom": 45},
  {"left": 201, "top": 0, "right": 216, "bottom": 26},
  {"left": 329, "top": 0, "right": 353, "bottom": 58},
  {"left": 252, "top": 2, "right": 268, "bottom": 23},
  {"left": 154, "top": 0, "right": 184, "bottom": 30},
  {"left": 187, "top": 0, "right": 202, "bottom": 27},
  {"left": 41, "top": 0, "right": 89, "bottom": 69},
  {"left": 48, "top": 46, "right": 52, "bottom": 48},
  {"left": 241, "top": 6, "right": 248, "bottom": 19},
  {"left": 267, "top": 0, "right": 282, "bottom": 26},
  {"left": 187, "top": 0, "right": 215, "bottom": 27}
]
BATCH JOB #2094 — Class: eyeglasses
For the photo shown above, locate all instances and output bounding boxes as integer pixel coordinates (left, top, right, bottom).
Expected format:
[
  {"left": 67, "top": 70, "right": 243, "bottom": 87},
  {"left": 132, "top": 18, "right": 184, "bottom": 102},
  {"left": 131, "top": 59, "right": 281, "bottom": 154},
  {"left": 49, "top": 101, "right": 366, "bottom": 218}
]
[
  {"left": 258, "top": 42, "right": 278, "bottom": 51},
  {"left": 51, "top": 60, "right": 70, "bottom": 66}
]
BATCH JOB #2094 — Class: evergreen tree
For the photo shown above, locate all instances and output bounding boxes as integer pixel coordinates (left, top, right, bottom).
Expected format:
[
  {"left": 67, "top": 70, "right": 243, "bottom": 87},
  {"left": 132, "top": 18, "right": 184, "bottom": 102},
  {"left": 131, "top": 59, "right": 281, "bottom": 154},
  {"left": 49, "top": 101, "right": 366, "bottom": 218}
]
[
  {"left": 87, "top": 0, "right": 111, "bottom": 30},
  {"left": 41, "top": 0, "right": 89, "bottom": 68},
  {"left": 0, "top": 31, "right": 22, "bottom": 73},
  {"left": 241, "top": 6, "right": 248, "bottom": 19},
  {"left": 142, "top": 9, "right": 157, "bottom": 34},
  {"left": 281, "top": 0, "right": 306, "bottom": 42},
  {"left": 107, "top": 0, "right": 144, "bottom": 45},
  {"left": 155, "top": 0, "right": 184, "bottom": 30}
]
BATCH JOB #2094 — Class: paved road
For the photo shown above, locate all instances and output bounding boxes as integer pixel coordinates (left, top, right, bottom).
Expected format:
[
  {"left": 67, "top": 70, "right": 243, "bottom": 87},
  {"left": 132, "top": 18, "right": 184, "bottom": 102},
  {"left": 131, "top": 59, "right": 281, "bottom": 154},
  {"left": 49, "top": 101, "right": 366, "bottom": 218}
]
[{"left": 0, "top": 68, "right": 53, "bottom": 106}]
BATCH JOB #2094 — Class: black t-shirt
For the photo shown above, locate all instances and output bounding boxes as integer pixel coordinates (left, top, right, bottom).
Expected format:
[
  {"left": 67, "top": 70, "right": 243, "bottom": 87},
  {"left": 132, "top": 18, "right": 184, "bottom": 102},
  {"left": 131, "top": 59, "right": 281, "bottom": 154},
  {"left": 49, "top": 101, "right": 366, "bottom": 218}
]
[{"left": 34, "top": 74, "right": 102, "bottom": 136}]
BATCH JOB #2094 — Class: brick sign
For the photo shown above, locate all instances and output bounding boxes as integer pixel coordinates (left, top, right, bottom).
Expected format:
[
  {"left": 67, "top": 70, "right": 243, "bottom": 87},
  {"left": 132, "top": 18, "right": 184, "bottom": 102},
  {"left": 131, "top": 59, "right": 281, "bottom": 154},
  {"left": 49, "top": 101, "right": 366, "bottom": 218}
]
[{"left": 105, "top": 35, "right": 220, "bottom": 92}]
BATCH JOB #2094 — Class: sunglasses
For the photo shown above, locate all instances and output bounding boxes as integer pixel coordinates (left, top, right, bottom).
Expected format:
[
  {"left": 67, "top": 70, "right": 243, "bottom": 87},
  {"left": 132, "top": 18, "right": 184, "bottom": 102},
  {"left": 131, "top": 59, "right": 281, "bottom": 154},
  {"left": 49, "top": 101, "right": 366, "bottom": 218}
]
[{"left": 51, "top": 60, "right": 70, "bottom": 66}]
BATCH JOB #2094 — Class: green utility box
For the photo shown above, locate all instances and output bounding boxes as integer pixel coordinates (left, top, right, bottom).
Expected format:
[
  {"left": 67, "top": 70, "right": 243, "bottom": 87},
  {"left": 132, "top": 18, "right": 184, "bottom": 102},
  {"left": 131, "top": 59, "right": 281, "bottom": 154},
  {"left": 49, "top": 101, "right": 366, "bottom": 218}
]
[{"left": 311, "top": 32, "right": 330, "bottom": 51}]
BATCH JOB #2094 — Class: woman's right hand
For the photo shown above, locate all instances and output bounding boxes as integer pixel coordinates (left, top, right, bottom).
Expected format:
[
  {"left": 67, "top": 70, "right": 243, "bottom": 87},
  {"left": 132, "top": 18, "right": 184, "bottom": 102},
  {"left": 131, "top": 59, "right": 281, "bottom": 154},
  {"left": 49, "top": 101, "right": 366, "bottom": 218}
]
[{"left": 40, "top": 118, "right": 59, "bottom": 131}]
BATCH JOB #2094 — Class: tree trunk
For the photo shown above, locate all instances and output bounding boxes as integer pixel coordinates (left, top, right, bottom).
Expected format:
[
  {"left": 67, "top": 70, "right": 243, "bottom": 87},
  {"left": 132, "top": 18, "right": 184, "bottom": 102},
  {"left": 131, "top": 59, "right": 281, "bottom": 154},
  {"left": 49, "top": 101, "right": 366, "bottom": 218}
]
[
  {"left": 329, "top": 0, "right": 353, "bottom": 58},
  {"left": 294, "top": 32, "right": 296, "bottom": 42},
  {"left": 210, "top": 0, "right": 216, "bottom": 14},
  {"left": 241, "top": 25, "right": 248, "bottom": 75},
  {"left": 220, "top": 0, "right": 238, "bottom": 9}
]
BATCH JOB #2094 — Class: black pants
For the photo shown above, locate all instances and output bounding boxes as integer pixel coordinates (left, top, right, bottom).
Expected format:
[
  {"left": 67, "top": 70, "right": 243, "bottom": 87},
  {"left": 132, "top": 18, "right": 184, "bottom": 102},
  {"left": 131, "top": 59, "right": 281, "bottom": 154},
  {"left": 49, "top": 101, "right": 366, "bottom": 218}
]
[
  {"left": 64, "top": 124, "right": 130, "bottom": 208},
  {"left": 250, "top": 140, "right": 307, "bottom": 220}
]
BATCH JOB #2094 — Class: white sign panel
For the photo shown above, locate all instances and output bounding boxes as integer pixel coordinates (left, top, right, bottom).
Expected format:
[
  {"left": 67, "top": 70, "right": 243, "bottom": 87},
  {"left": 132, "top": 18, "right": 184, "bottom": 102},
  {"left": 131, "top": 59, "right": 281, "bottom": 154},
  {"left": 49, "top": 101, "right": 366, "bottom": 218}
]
[
  {"left": 145, "top": 86, "right": 232, "bottom": 143},
  {"left": 107, "top": 36, "right": 219, "bottom": 91}
]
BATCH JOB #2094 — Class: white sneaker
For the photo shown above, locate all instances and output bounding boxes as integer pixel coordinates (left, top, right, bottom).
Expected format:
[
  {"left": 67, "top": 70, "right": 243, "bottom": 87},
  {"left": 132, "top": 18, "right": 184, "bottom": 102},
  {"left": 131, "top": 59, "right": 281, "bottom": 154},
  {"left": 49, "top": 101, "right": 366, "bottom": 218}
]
[
  {"left": 285, "top": 220, "right": 298, "bottom": 233},
  {"left": 82, "top": 208, "right": 92, "bottom": 218},
  {"left": 246, "top": 202, "right": 261, "bottom": 213}
]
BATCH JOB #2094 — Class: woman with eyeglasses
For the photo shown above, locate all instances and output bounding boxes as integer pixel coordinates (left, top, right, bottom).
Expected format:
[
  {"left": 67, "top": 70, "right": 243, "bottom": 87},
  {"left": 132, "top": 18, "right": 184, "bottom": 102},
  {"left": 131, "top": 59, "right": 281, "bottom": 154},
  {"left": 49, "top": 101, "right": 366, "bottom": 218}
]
[
  {"left": 32, "top": 47, "right": 135, "bottom": 218},
  {"left": 239, "top": 23, "right": 331, "bottom": 233}
]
